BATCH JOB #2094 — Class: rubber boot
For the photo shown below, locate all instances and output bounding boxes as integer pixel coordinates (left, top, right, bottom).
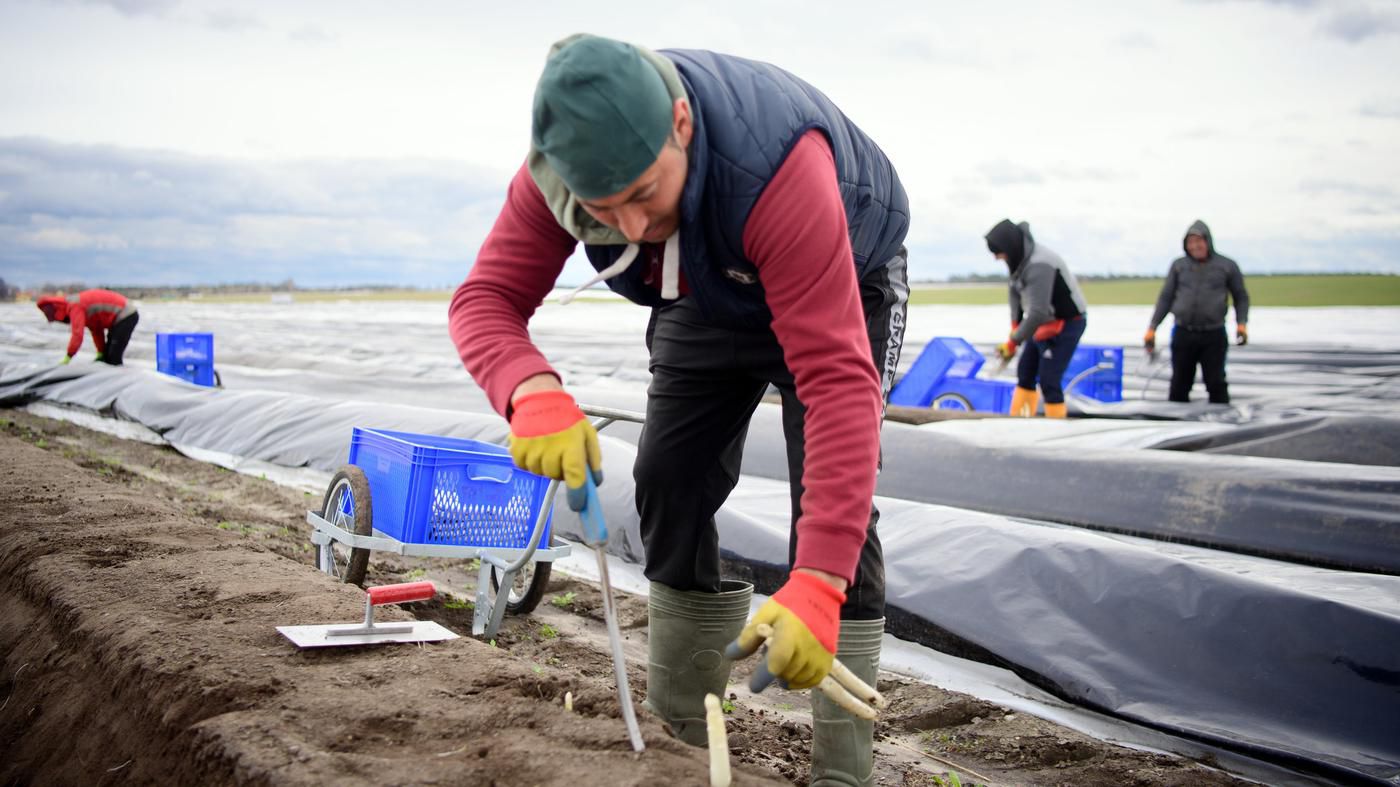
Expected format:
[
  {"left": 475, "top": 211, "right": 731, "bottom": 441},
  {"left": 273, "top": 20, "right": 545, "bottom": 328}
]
[
  {"left": 1044, "top": 402, "right": 1068, "bottom": 419},
  {"left": 1009, "top": 386, "right": 1039, "bottom": 417},
  {"left": 644, "top": 579, "right": 753, "bottom": 746},
  {"left": 810, "top": 618, "right": 884, "bottom": 786}
]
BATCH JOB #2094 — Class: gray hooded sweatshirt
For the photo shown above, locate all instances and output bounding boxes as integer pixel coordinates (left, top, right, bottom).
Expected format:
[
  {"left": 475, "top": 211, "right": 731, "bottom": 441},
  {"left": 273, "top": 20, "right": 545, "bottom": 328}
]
[
  {"left": 1007, "top": 223, "right": 1089, "bottom": 344},
  {"left": 1149, "top": 220, "right": 1249, "bottom": 331}
]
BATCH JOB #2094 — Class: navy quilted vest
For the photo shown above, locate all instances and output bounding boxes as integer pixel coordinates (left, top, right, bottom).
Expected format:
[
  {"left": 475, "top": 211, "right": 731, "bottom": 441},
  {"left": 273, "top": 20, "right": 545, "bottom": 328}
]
[{"left": 583, "top": 49, "right": 909, "bottom": 328}]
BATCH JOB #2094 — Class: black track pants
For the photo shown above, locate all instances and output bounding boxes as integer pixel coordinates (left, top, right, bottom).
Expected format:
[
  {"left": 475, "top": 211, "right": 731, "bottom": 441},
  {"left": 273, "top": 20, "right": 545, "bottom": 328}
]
[
  {"left": 102, "top": 312, "right": 139, "bottom": 365},
  {"left": 1169, "top": 327, "right": 1229, "bottom": 404},
  {"left": 634, "top": 250, "right": 908, "bottom": 621}
]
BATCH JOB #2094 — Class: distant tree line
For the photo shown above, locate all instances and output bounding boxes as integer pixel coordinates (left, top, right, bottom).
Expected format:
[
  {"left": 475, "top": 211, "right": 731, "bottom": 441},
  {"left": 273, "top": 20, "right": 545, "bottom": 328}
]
[
  {"left": 11, "top": 279, "right": 450, "bottom": 299},
  {"left": 942, "top": 271, "right": 1393, "bottom": 284}
]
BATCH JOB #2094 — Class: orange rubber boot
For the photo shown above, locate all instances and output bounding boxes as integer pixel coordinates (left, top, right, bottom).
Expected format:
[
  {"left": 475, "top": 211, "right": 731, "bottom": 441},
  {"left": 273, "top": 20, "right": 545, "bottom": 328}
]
[
  {"left": 1044, "top": 402, "right": 1068, "bottom": 419},
  {"left": 1009, "top": 386, "right": 1039, "bottom": 417}
]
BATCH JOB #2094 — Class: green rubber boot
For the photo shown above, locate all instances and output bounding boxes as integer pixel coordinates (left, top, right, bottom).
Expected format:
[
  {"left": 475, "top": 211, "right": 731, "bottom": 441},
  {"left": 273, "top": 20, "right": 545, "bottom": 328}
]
[
  {"left": 643, "top": 579, "right": 753, "bottom": 746},
  {"left": 811, "top": 618, "right": 885, "bottom": 786}
]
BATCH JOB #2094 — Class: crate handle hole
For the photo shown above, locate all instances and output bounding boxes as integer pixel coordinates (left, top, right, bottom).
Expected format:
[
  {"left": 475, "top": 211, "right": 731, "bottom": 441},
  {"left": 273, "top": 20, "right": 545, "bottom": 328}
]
[{"left": 466, "top": 464, "right": 512, "bottom": 484}]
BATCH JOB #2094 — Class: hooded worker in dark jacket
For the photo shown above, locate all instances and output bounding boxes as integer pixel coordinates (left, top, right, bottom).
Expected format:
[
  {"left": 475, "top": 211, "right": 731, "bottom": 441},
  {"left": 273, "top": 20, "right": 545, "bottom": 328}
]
[
  {"left": 1145, "top": 220, "right": 1249, "bottom": 403},
  {"left": 985, "top": 219, "right": 1089, "bottom": 418}
]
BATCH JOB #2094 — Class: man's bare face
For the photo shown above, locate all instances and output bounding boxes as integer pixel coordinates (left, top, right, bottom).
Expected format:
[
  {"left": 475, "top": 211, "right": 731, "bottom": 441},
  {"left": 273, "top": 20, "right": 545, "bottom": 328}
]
[
  {"left": 578, "top": 99, "right": 692, "bottom": 244},
  {"left": 1186, "top": 234, "right": 1209, "bottom": 261}
]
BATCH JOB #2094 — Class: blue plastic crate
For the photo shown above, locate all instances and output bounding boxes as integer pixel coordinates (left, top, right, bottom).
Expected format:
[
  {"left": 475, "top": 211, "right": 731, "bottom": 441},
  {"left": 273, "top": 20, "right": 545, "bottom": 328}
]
[
  {"left": 156, "top": 333, "right": 217, "bottom": 387},
  {"left": 889, "top": 337, "right": 987, "bottom": 407},
  {"left": 163, "top": 362, "right": 216, "bottom": 387},
  {"left": 929, "top": 378, "right": 1016, "bottom": 413},
  {"left": 1064, "top": 344, "right": 1124, "bottom": 403},
  {"left": 348, "top": 428, "right": 553, "bottom": 549},
  {"left": 156, "top": 332, "right": 214, "bottom": 365}
]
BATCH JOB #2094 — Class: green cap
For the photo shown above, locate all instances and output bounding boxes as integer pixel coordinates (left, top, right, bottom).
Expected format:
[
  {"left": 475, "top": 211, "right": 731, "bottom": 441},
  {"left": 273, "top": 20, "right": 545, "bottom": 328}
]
[{"left": 531, "top": 34, "right": 674, "bottom": 200}]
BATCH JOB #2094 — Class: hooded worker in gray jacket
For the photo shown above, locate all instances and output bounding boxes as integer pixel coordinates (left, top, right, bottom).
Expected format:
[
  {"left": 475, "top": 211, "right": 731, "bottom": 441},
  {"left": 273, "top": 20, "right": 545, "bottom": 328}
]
[
  {"left": 1145, "top": 220, "right": 1249, "bottom": 404},
  {"left": 985, "top": 219, "right": 1089, "bottom": 418}
]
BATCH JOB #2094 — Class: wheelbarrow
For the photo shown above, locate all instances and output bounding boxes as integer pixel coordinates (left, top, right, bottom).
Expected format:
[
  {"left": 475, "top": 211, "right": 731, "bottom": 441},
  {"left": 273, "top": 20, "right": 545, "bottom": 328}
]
[{"left": 306, "top": 427, "right": 571, "bottom": 639}]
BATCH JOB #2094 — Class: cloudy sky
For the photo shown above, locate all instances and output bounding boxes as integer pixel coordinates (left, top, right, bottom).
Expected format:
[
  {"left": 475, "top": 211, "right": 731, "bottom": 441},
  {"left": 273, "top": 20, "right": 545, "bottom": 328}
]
[{"left": 2, "top": 0, "right": 1398, "bottom": 288}]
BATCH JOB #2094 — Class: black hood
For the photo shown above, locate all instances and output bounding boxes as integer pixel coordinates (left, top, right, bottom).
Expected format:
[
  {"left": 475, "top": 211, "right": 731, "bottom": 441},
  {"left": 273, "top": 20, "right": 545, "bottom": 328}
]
[
  {"left": 1183, "top": 219, "right": 1215, "bottom": 259},
  {"left": 985, "top": 219, "right": 1027, "bottom": 272}
]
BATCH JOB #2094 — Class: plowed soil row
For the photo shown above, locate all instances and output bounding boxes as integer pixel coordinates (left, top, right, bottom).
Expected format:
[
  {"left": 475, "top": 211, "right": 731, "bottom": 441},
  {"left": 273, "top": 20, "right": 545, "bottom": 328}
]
[{"left": 0, "top": 409, "right": 1255, "bottom": 786}]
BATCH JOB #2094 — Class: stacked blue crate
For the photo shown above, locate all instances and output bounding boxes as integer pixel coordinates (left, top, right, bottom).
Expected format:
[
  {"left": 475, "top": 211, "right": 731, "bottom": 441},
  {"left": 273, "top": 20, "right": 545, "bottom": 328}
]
[
  {"left": 155, "top": 333, "right": 216, "bottom": 387},
  {"left": 890, "top": 337, "right": 1124, "bottom": 413},
  {"left": 889, "top": 337, "right": 1016, "bottom": 412},
  {"left": 1063, "top": 345, "right": 1124, "bottom": 403}
]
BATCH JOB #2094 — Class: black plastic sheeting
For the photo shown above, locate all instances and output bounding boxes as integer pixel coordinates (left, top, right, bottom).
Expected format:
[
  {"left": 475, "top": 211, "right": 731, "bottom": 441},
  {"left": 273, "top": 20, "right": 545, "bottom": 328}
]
[
  {"left": 1150, "top": 414, "right": 1400, "bottom": 467},
  {"left": 4, "top": 364, "right": 1400, "bottom": 783},
  {"left": 725, "top": 409, "right": 1400, "bottom": 577}
]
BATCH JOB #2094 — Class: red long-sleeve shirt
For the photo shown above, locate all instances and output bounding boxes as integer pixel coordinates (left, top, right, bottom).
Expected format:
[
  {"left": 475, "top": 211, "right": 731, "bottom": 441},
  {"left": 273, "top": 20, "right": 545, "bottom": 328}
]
[{"left": 449, "top": 131, "right": 881, "bottom": 583}]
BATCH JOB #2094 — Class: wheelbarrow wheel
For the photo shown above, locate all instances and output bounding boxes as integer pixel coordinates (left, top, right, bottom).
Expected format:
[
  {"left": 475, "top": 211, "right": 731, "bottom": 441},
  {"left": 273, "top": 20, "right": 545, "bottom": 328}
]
[
  {"left": 318, "top": 465, "right": 373, "bottom": 586},
  {"left": 490, "top": 560, "right": 552, "bottom": 615},
  {"left": 931, "top": 392, "right": 973, "bottom": 411}
]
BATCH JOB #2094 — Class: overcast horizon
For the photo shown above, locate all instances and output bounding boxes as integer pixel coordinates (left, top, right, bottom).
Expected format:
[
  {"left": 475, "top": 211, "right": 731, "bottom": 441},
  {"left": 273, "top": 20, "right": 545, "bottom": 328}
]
[{"left": 2, "top": 0, "right": 1398, "bottom": 289}]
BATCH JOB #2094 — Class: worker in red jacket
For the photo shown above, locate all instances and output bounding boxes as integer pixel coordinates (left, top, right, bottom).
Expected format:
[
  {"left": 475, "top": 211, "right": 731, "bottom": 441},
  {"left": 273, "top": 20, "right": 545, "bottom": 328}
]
[{"left": 36, "top": 289, "right": 140, "bottom": 366}]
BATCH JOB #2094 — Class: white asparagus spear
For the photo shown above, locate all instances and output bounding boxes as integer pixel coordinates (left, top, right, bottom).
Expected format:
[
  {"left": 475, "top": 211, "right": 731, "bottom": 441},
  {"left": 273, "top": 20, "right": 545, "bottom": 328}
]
[
  {"left": 752, "top": 623, "right": 886, "bottom": 716},
  {"left": 704, "top": 693, "right": 732, "bottom": 787},
  {"left": 829, "top": 659, "right": 889, "bottom": 710}
]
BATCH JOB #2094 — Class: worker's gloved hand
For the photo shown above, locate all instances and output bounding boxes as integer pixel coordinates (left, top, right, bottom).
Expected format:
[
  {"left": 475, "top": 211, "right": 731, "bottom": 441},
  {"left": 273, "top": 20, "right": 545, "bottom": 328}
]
[
  {"left": 508, "top": 389, "right": 602, "bottom": 511},
  {"left": 1236, "top": 324, "right": 1248, "bottom": 346},
  {"left": 1143, "top": 329, "right": 1156, "bottom": 353},
  {"left": 725, "top": 571, "right": 845, "bottom": 691},
  {"left": 994, "top": 340, "right": 1018, "bottom": 362},
  {"left": 59, "top": 355, "right": 71, "bottom": 365}
]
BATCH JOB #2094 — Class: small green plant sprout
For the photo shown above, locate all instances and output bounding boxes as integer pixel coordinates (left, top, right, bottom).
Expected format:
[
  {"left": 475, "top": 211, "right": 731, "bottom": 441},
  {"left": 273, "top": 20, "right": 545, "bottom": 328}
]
[
  {"left": 539, "top": 623, "right": 559, "bottom": 639},
  {"left": 403, "top": 567, "right": 428, "bottom": 581},
  {"left": 930, "top": 773, "right": 963, "bottom": 787},
  {"left": 721, "top": 698, "right": 736, "bottom": 714},
  {"left": 216, "top": 521, "right": 235, "bottom": 530},
  {"left": 532, "top": 664, "right": 544, "bottom": 675},
  {"left": 443, "top": 595, "right": 470, "bottom": 610},
  {"left": 35, "top": 438, "right": 49, "bottom": 449},
  {"left": 550, "top": 591, "right": 577, "bottom": 609}
]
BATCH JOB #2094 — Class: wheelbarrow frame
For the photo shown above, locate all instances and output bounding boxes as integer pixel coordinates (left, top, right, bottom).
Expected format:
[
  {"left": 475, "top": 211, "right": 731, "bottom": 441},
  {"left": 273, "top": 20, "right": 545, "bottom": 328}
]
[
  {"left": 306, "top": 406, "right": 645, "bottom": 640},
  {"left": 307, "top": 469, "right": 570, "bottom": 640}
]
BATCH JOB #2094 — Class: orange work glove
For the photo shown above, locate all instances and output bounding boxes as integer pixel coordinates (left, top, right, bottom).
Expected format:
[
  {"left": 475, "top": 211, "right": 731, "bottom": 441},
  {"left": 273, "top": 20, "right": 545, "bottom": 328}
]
[
  {"left": 1236, "top": 324, "right": 1248, "bottom": 346},
  {"left": 1144, "top": 328, "right": 1156, "bottom": 353},
  {"left": 726, "top": 572, "right": 845, "bottom": 691},
  {"left": 508, "top": 389, "right": 602, "bottom": 511},
  {"left": 995, "top": 339, "right": 1018, "bottom": 362}
]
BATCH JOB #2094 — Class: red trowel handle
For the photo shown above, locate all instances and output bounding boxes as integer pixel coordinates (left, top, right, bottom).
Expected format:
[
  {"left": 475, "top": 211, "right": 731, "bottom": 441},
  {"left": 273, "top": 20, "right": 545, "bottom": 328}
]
[{"left": 366, "top": 581, "right": 436, "bottom": 606}]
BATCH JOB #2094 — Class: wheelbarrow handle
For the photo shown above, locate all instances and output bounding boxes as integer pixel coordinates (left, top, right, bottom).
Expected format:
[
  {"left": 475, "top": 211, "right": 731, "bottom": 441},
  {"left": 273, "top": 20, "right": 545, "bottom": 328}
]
[{"left": 367, "top": 581, "right": 436, "bottom": 606}]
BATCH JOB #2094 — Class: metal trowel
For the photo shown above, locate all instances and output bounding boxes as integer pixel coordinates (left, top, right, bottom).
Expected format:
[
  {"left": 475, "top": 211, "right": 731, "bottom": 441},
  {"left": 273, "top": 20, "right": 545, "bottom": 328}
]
[{"left": 278, "top": 580, "right": 458, "bottom": 648}]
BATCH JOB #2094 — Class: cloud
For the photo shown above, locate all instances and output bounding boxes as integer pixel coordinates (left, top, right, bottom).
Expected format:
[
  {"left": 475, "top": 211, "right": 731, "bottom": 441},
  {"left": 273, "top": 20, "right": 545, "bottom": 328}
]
[
  {"left": 204, "top": 9, "right": 265, "bottom": 33},
  {"left": 1195, "top": 0, "right": 1400, "bottom": 42},
  {"left": 288, "top": 24, "right": 335, "bottom": 45},
  {"left": 976, "top": 160, "right": 1044, "bottom": 186},
  {"left": 1113, "top": 31, "right": 1158, "bottom": 49},
  {"left": 68, "top": 0, "right": 179, "bottom": 17},
  {"left": 0, "top": 137, "right": 511, "bottom": 288},
  {"left": 1299, "top": 177, "right": 1397, "bottom": 202},
  {"left": 1359, "top": 98, "right": 1400, "bottom": 118},
  {"left": 1318, "top": 3, "right": 1400, "bottom": 41},
  {"left": 1171, "top": 126, "right": 1226, "bottom": 141},
  {"left": 1046, "top": 165, "right": 1129, "bottom": 183}
]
